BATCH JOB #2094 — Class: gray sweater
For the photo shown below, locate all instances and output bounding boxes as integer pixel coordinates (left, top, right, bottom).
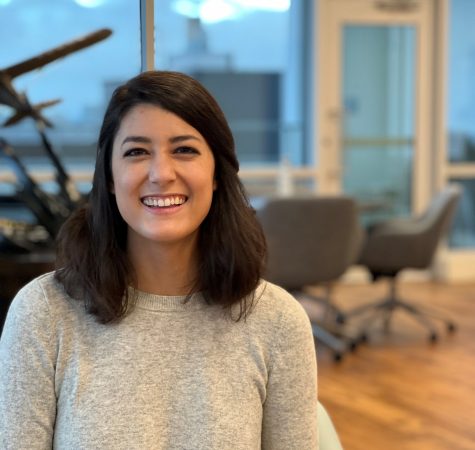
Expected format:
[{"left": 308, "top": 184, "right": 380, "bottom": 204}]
[{"left": 0, "top": 272, "right": 318, "bottom": 449}]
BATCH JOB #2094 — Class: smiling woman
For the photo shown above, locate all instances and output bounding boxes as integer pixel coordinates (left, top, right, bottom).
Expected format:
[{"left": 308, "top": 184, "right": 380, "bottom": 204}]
[
  {"left": 0, "top": 71, "right": 318, "bottom": 450},
  {"left": 56, "top": 70, "right": 266, "bottom": 319}
]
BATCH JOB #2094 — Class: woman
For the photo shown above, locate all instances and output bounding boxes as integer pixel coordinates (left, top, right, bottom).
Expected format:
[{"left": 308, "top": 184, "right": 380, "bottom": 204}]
[{"left": 0, "top": 71, "right": 318, "bottom": 449}]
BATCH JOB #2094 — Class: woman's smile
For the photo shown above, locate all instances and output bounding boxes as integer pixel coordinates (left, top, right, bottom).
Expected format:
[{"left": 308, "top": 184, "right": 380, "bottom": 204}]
[{"left": 141, "top": 194, "right": 187, "bottom": 209}]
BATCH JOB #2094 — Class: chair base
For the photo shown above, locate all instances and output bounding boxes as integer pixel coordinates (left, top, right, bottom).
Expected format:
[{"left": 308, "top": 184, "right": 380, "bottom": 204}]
[
  {"left": 310, "top": 322, "right": 361, "bottom": 362},
  {"left": 338, "top": 280, "right": 457, "bottom": 342},
  {"left": 293, "top": 288, "right": 362, "bottom": 362}
]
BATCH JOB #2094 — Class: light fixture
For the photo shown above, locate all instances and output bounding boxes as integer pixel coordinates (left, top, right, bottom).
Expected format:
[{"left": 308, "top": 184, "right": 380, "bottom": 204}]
[
  {"left": 172, "top": 0, "right": 290, "bottom": 24},
  {"left": 200, "top": 0, "right": 240, "bottom": 23},
  {"left": 235, "top": 0, "right": 290, "bottom": 12},
  {"left": 74, "top": 0, "right": 107, "bottom": 8},
  {"left": 172, "top": 0, "right": 200, "bottom": 18}
]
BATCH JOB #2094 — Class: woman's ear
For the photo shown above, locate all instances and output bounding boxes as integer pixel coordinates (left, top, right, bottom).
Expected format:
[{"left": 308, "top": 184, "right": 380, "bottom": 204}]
[{"left": 213, "top": 179, "right": 217, "bottom": 191}]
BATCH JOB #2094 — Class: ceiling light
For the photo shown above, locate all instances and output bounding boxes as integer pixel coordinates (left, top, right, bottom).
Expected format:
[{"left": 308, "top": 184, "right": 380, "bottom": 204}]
[{"left": 74, "top": 0, "right": 107, "bottom": 8}]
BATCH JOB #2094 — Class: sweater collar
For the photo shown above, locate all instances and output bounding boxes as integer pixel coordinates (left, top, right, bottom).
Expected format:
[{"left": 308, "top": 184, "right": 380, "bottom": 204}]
[{"left": 128, "top": 287, "right": 207, "bottom": 312}]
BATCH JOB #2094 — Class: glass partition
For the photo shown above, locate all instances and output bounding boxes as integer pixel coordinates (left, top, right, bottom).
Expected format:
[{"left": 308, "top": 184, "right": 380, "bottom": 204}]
[
  {"left": 448, "top": 178, "right": 475, "bottom": 248},
  {"left": 0, "top": 0, "right": 141, "bottom": 203},
  {"left": 448, "top": 0, "right": 475, "bottom": 163},
  {"left": 154, "top": 0, "right": 308, "bottom": 166},
  {"left": 447, "top": 0, "right": 475, "bottom": 248},
  {"left": 341, "top": 25, "right": 415, "bottom": 225},
  {"left": 0, "top": 0, "right": 141, "bottom": 226}
]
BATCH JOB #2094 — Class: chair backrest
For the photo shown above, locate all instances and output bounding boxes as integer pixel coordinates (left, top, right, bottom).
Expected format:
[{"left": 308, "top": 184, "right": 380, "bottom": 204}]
[
  {"left": 361, "top": 184, "right": 462, "bottom": 272},
  {"left": 420, "top": 184, "right": 461, "bottom": 234},
  {"left": 257, "top": 196, "right": 363, "bottom": 290},
  {"left": 413, "top": 184, "right": 462, "bottom": 267}
]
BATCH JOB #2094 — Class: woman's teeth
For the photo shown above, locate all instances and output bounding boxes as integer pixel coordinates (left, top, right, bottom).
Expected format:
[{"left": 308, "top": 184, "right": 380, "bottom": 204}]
[{"left": 142, "top": 196, "right": 186, "bottom": 207}]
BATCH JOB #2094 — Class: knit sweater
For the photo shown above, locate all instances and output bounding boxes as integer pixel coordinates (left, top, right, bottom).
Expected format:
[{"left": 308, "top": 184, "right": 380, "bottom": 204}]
[{"left": 0, "top": 272, "right": 318, "bottom": 450}]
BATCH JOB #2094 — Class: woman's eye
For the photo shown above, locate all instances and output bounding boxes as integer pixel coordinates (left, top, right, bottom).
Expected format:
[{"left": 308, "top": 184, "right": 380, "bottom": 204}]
[
  {"left": 123, "top": 148, "right": 147, "bottom": 157},
  {"left": 174, "top": 146, "right": 199, "bottom": 155}
]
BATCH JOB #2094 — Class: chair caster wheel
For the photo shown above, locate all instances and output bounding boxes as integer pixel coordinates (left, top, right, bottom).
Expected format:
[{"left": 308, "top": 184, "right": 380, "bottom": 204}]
[
  {"left": 429, "top": 332, "right": 438, "bottom": 343},
  {"left": 349, "top": 341, "right": 358, "bottom": 352},
  {"left": 333, "top": 352, "right": 343, "bottom": 362},
  {"left": 359, "top": 333, "right": 368, "bottom": 344},
  {"left": 335, "top": 313, "right": 346, "bottom": 325},
  {"left": 447, "top": 322, "right": 457, "bottom": 333}
]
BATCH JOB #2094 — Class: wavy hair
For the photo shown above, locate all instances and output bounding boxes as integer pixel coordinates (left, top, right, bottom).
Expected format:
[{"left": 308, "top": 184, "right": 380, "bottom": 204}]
[{"left": 55, "top": 71, "right": 266, "bottom": 323}]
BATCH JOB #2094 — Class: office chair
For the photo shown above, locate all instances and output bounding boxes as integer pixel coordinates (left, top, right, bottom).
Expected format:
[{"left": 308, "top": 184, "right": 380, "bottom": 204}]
[
  {"left": 338, "top": 184, "right": 462, "bottom": 342},
  {"left": 257, "top": 196, "right": 364, "bottom": 361}
]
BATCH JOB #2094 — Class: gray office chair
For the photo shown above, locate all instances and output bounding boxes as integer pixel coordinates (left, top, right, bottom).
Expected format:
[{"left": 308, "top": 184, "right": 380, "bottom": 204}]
[
  {"left": 257, "top": 196, "right": 364, "bottom": 361},
  {"left": 338, "top": 184, "right": 462, "bottom": 342},
  {"left": 318, "top": 401, "right": 344, "bottom": 450}
]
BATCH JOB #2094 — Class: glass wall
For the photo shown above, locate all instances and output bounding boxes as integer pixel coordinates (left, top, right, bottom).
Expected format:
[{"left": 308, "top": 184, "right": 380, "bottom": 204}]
[
  {"left": 154, "top": 0, "right": 309, "bottom": 167},
  {"left": 1, "top": 0, "right": 473, "bottom": 250},
  {"left": 1, "top": 0, "right": 310, "bottom": 222},
  {"left": 448, "top": 178, "right": 475, "bottom": 247},
  {"left": 447, "top": 0, "right": 475, "bottom": 247},
  {"left": 341, "top": 25, "right": 415, "bottom": 226},
  {"left": 0, "top": 0, "right": 141, "bottom": 203}
]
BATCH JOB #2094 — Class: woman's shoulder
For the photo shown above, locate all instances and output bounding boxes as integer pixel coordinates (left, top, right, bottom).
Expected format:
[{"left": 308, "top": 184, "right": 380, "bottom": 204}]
[
  {"left": 251, "top": 280, "right": 312, "bottom": 330},
  {"left": 242, "top": 281, "right": 315, "bottom": 361},
  {"left": 13, "top": 270, "right": 65, "bottom": 299},
  {"left": 6, "top": 271, "right": 76, "bottom": 325}
]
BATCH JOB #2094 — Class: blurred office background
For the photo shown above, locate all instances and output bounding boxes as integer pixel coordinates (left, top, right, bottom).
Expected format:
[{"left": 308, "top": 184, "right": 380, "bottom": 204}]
[
  {"left": 1, "top": 1, "right": 475, "bottom": 448},
  {"left": 1, "top": 0, "right": 475, "bottom": 281}
]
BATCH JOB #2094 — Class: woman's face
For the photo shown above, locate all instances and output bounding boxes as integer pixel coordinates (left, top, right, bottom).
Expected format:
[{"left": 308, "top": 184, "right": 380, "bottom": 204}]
[{"left": 110, "top": 104, "right": 216, "bottom": 253}]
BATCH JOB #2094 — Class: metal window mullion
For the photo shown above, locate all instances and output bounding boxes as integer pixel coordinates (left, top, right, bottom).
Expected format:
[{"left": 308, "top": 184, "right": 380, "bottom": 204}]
[{"left": 140, "top": 0, "right": 155, "bottom": 72}]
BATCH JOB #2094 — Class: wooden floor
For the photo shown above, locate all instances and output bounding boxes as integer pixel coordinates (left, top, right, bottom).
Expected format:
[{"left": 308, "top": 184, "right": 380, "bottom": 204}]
[{"left": 299, "top": 281, "right": 475, "bottom": 450}]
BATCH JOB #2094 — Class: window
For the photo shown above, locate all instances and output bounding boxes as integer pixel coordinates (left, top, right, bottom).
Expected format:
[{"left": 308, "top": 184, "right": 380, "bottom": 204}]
[
  {"left": 0, "top": 0, "right": 141, "bottom": 207},
  {"left": 154, "top": 0, "right": 310, "bottom": 167},
  {"left": 1, "top": 0, "right": 312, "bottom": 208},
  {"left": 447, "top": 0, "right": 475, "bottom": 247}
]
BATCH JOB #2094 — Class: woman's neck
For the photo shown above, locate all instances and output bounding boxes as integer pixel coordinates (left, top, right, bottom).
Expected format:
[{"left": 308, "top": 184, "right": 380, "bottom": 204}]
[{"left": 127, "top": 237, "right": 199, "bottom": 296}]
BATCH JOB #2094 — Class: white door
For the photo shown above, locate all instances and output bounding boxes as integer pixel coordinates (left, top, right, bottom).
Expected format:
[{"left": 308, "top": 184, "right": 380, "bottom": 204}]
[{"left": 317, "top": 0, "right": 435, "bottom": 224}]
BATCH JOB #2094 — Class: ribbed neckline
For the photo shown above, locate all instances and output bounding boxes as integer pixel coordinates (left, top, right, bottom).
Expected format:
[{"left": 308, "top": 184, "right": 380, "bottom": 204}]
[{"left": 128, "top": 287, "right": 206, "bottom": 312}]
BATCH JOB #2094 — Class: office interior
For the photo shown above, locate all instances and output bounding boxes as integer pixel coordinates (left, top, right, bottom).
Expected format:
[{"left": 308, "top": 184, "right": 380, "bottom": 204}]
[{"left": 0, "top": 0, "right": 474, "bottom": 449}]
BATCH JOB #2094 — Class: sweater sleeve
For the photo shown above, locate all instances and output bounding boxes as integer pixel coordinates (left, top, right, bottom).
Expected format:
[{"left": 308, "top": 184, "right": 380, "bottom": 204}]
[
  {"left": 261, "top": 288, "right": 318, "bottom": 450},
  {"left": 0, "top": 278, "right": 57, "bottom": 450}
]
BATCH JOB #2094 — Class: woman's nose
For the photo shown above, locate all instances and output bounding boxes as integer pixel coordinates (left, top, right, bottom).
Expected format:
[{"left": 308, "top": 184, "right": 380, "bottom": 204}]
[{"left": 148, "top": 153, "right": 176, "bottom": 185}]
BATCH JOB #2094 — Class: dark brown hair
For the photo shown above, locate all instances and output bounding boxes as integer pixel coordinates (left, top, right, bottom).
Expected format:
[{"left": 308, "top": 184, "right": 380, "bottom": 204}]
[{"left": 55, "top": 71, "right": 266, "bottom": 323}]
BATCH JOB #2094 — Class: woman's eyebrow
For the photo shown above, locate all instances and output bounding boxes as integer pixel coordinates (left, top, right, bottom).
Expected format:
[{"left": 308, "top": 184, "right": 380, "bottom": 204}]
[
  {"left": 121, "top": 136, "right": 152, "bottom": 146},
  {"left": 169, "top": 134, "right": 202, "bottom": 144},
  {"left": 121, "top": 134, "right": 202, "bottom": 146}
]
